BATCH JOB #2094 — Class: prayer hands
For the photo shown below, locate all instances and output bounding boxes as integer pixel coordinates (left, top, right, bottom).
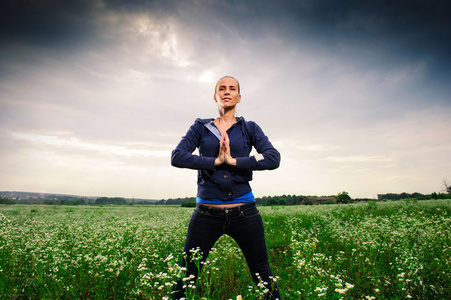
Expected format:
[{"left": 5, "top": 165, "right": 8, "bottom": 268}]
[{"left": 214, "top": 133, "right": 237, "bottom": 166}]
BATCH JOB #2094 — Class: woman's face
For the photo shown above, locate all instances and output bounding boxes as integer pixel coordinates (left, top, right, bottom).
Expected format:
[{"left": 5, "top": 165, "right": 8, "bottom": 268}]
[{"left": 214, "top": 77, "right": 241, "bottom": 109}]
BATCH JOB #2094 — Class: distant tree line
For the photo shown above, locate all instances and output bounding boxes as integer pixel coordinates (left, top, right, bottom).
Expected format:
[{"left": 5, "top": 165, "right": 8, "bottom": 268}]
[
  {"left": 49, "top": 198, "right": 86, "bottom": 205},
  {"left": 377, "top": 192, "right": 451, "bottom": 201},
  {"left": 155, "top": 197, "right": 197, "bottom": 205},
  {"left": 155, "top": 195, "right": 338, "bottom": 206},
  {"left": 256, "top": 195, "right": 336, "bottom": 206},
  {"left": 1, "top": 189, "right": 450, "bottom": 207},
  {"left": 431, "top": 192, "right": 451, "bottom": 199},
  {"left": 161, "top": 191, "right": 451, "bottom": 207},
  {"left": 0, "top": 197, "right": 16, "bottom": 205},
  {"left": 0, "top": 197, "right": 89, "bottom": 205},
  {"left": 0, "top": 196, "right": 133, "bottom": 205},
  {"left": 94, "top": 197, "right": 127, "bottom": 205}
]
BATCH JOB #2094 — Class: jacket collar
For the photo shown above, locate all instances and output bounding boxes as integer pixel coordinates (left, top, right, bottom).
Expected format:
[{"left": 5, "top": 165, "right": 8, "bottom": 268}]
[
  {"left": 197, "top": 117, "right": 245, "bottom": 141},
  {"left": 195, "top": 116, "right": 245, "bottom": 125}
]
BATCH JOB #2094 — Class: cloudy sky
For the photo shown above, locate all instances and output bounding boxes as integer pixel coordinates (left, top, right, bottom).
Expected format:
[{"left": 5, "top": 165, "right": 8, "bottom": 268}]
[{"left": 1, "top": 0, "right": 450, "bottom": 200}]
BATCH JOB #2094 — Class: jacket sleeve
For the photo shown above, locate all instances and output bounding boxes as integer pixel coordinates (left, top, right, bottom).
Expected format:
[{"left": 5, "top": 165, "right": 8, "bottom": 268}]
[
  {"left": 171, "top": 122, "right": 216, "bottom": 170},
  {"left": 236, "top": 122, "right": 281, "bottom": 171}
]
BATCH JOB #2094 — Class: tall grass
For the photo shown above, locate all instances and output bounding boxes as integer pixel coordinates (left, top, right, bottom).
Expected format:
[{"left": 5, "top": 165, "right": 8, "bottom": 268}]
[{"left": 0, "top": 200, "right": 450, "bottom": 299}]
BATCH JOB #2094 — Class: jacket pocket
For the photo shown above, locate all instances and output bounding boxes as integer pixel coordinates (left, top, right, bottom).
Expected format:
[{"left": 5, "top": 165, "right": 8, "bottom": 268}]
[
  {"left": 198, "top": 169, "right": 218, "bottom": 184},
  {"left": 232, "top": 170, "right": 253, "bottom": 183}
]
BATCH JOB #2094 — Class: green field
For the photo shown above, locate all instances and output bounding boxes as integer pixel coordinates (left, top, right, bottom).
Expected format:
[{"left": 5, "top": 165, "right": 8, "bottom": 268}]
[{"left": 1, "top": 200, "right": 450, "bottom": 299}]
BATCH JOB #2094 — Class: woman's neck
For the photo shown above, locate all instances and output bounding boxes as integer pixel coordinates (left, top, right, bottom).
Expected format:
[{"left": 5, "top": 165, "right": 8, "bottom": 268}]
[{"left": 216, "top": 109, "right": 236, "bottom": 125}]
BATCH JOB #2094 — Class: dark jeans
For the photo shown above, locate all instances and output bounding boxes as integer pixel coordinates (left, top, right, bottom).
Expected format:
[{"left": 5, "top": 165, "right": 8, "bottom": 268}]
[{"left": 172, "top": 202, "right": 281, "bottom": 300}]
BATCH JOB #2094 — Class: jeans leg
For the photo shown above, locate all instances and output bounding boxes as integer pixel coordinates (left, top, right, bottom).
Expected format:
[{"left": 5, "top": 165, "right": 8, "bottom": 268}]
[
  {"left": 227, "top": 210, "right": 282, "bottom": 300},
  {"left": 172, "top": 210, "right": 223, "bottom": 300}
]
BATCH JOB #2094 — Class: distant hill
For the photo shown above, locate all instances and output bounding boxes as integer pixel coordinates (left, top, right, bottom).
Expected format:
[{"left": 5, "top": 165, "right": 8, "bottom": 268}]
[{"left": 0, "top": 191, "right": 158, "bottom": 204}]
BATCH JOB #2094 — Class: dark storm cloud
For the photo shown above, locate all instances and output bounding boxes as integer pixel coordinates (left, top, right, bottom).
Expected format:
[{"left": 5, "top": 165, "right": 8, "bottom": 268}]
[
  {"left": 0, "top": 0, "right": 98, "bottom": 48},
  {"left": 260, "top": 0, "right": 451, "bottom": 55},
  {"left": 2, "top": 0, "right": 449, "bottom": 60},
  {"left": 296, "top": 0, "right": 451, "bottom": 80},
  {"left": 247, "top": 0, "right": 451, "bottom": 82},
  {"left": 0, "top": 0, "right": 179, "bottom": 49},
  {"left": 218, "top": 0, "right": 451, "bottom": 85}
]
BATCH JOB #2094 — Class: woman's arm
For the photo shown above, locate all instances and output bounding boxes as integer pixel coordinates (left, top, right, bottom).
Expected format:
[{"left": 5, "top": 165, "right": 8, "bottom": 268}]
[
  {"left": 236, "top": 122, "right": 280, "bottom": 171},
  {"left": 171, "top": 123, "right": 216, "bottom": 170}
]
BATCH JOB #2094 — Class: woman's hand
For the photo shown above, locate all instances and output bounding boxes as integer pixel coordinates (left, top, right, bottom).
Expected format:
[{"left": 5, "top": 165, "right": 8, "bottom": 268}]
[
  {"left": 215, "top": 133, "right": 237, "bottom": 166},
  {"left": 222, "top": 133, "right": 237, "bottom": 166}
]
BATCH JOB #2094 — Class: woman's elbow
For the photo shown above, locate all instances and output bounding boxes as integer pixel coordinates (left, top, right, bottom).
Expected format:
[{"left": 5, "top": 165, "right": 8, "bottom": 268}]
[
  {"left": 268, "top": 160, "right": 280, "bottom": 170},
  {"left": 269, "top": 151, "right": 281, "bottom": 170},
  {"left": 171, "top": 150, "right": 182, "bottom": 167}
]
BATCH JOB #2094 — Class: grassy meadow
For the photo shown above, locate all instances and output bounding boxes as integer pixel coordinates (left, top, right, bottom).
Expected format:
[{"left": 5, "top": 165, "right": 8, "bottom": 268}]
[{"left": 0, "top": 199, "right": 450, "bottom": 299}]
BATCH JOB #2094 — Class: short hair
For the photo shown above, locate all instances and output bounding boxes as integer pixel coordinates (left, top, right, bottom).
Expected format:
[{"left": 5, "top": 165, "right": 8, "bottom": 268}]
[{"left": 215, "top": 76, "right": 240, "bottom": 94}]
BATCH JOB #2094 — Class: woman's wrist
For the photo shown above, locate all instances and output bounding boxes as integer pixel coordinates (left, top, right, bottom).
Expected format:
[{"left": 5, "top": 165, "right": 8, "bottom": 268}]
[{"left": 226, "top": 156, "right": 237, "bottom": 166}]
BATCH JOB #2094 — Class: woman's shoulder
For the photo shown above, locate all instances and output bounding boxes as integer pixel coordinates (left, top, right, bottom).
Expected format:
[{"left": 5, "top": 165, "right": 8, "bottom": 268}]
[
  {"left": 194, "top": 118, "right": 215, "bottom": 125},
  {"left": 238, "top": 117, "right": 260, "bottom": 130}
]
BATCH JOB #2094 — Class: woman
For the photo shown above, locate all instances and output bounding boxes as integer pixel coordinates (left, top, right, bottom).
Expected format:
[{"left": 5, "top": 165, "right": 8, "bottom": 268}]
[{"left": 171, "top": 76, "right": 281, "bottom": 299}]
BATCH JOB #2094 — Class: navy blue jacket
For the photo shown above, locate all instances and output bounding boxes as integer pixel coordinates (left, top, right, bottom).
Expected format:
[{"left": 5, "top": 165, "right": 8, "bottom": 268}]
[{"left": 171, "top": 117, "right": 280, "bottom": 201}]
